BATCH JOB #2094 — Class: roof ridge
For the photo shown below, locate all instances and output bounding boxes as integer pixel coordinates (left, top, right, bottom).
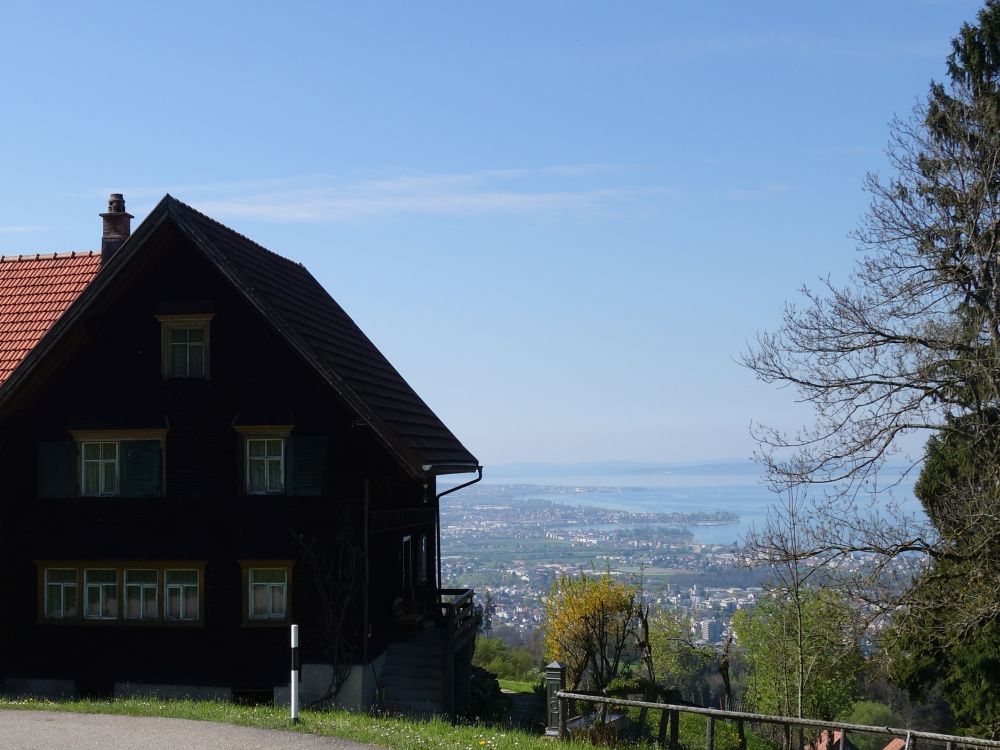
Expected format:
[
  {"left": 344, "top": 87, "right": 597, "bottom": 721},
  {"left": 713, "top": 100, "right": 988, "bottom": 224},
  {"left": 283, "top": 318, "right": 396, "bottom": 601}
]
[
  {"left": 165, "top": 195, "right": 306, "bottom": 270},
  {"left": 0, "top": 251, "right": 99, "bottom": 263}
]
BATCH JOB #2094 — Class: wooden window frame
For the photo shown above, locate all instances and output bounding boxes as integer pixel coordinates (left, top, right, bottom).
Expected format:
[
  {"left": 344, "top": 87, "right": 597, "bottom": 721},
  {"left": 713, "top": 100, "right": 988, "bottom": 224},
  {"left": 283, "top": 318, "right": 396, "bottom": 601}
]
[
  {"left": 124, "top": 569, "right": 159, "bottom": 621},
  {"left": 239, "top": 560, "right": 293, "bottom": 626},
  {"left": 156, "top": 313, "right": 213, "bottom": 380},
  {"left": 43, "top": 568, "right": 79, "bottom": 620},
  {"left": 36, "top": 561, "right": 204, "bottom": 627},
  {"left": 79, "top": 441, "right": 118, "bottom": 496},
  {"left": 70, "top": 430, "right": 167, "bottom": 498},
  {"left": 164, "top": 569, "right": 201, "bottom": 622},
  {"left": 83, "top": 568, "right": 119, "bottom": 620},
  {"left": 235, "top": 425, "right": 292, "bottom": 496},
  {"left": 246, "top": 438, "right": 284, "bottom": 495}
]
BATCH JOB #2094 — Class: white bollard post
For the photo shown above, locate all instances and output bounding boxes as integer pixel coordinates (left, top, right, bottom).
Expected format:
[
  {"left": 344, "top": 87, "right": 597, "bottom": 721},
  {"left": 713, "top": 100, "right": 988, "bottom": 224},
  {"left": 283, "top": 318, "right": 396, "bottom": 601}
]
[{"left": 290, "top": 623, "right": 300, "bottom": 722}]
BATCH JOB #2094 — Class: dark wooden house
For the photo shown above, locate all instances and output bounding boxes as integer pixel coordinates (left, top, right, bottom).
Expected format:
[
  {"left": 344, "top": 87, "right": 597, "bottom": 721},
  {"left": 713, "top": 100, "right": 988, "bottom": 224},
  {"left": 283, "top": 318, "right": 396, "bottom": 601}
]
[{"left": 0, "top": 194, "right": 481, "bottom": 713}]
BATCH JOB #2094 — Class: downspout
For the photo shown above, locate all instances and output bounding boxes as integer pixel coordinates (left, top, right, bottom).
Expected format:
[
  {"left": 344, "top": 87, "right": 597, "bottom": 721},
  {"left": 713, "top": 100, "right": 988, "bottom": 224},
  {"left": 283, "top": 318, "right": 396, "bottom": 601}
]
[
  {"left": 431, "top": 466, "right": 483, "bottom": 591},
  {"left": 362, "top": 479, "right": 370, "bottom": 687}
]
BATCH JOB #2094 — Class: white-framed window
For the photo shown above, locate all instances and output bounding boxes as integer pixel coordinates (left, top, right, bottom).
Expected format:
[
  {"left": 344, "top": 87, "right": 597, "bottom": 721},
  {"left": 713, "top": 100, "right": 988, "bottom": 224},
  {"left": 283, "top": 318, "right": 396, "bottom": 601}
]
[
  {"left": 164, "top": 569, "right": 199, "bottom": 621},
  {"left": 249, "top": 568, "right": 287, "bottom": 621},
  {"left": 81, "top": 441, "right": 118, "bottom": 496},
  {"left": 124, "top": 569, "right": 158, "bottom": 620},
  {"left": 72, "top": 431, "right": 165, "bottom": 498},
  {"left": 157, "top": 314, "right": 212, "bottom": 379},
  {"left": 240, "top": 561, "right": 292, "bottom": 625},
  {"left": 84, "top": 569, "right": 118, "bottom": 620},
  {"left": 246, "top": 438, "right": 284, "bottom": 494},
  {"left": 44, "top": 568, "right": 78, "bottom": 619},
  {"left": 169, "top": 327, "right": 206, "bottom": 377},
  {"left": 39, "top": 562, "right": 202, "bottom": 625}
]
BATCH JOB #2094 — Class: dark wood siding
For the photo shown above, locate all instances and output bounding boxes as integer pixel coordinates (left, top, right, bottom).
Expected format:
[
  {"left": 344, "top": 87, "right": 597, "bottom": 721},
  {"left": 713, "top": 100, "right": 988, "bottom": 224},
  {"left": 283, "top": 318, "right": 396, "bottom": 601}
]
[{"left": 0, "top": 230, "right": 429, "bottom": 689}]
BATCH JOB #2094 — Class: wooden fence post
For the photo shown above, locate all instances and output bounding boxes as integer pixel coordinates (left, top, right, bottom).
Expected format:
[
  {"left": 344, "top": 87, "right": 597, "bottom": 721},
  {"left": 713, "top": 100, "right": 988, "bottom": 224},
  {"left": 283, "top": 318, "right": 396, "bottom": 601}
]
[
  {"left": 706, "top": 716, "right": 715, "bottom": 750},
  {"left": 657, "top": 709, "right": 669, "bottom": 748}
]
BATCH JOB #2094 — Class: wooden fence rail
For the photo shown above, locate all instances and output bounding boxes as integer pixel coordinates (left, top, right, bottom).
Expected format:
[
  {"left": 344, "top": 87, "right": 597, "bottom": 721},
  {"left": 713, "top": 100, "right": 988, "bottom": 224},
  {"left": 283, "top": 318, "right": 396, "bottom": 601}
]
[{"left": 547, "top": 681, "right": 1000, "bottom": 750}]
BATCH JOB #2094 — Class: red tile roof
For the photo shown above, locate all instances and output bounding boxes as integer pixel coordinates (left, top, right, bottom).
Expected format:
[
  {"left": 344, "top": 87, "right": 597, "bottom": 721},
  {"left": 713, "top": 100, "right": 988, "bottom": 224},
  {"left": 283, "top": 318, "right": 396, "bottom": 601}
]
[{"left": 0, "top": 252, "right": 101, "bottom": 385}]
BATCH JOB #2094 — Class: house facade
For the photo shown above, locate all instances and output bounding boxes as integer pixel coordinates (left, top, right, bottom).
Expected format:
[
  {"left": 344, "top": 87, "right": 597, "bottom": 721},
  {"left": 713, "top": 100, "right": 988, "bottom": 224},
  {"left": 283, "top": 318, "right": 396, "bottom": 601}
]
[{"left": 0, "top": 194, "right": 480, "bottom": 711}]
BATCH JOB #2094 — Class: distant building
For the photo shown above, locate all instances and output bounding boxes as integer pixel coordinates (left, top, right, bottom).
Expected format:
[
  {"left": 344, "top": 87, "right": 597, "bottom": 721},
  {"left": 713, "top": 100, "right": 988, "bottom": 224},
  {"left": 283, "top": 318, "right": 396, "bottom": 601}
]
[{"left": 699, "top": 619, "right": 723, "bottom": 643}]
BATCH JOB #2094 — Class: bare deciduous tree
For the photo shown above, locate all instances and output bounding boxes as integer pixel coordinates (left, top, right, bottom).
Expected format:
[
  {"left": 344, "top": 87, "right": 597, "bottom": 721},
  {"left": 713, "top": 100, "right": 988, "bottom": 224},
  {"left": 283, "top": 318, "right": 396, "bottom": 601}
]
[
  {"left": 295, "top": 506, "right": 366, "bottom": 706},
  {"left": 742, "top": 0, "right": 1000, "bottom": 646}
]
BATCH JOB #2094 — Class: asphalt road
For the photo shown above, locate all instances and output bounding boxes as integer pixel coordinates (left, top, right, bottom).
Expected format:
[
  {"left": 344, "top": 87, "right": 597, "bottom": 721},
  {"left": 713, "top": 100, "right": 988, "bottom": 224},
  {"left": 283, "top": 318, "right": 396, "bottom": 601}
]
[{"left": 0, "top": 710, "right": 387, "bottom": 750}]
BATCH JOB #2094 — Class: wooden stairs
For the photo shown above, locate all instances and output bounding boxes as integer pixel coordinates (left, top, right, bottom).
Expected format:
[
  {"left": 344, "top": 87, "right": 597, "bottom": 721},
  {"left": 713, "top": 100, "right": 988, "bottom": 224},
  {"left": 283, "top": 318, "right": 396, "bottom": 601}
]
[{"left": 376, "top": 627, "right": 445, "bottom": 718}]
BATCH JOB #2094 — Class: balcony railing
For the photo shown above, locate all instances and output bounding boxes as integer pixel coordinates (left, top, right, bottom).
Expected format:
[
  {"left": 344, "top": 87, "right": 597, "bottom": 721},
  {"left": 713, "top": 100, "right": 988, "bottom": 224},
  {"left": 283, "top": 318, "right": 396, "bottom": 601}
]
[
  {"left": 437, "top": 587, "right": 475, "bottom": 721},
  {"left": 436, "top": 588, "right": 475, "bottom": 641}
]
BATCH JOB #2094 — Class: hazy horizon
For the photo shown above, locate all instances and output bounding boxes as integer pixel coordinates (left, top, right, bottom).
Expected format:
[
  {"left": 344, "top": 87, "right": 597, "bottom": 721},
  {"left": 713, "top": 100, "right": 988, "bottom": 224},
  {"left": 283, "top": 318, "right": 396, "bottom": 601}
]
[{"left": 0, "top": 2, "right": 979, "bottom": 467}]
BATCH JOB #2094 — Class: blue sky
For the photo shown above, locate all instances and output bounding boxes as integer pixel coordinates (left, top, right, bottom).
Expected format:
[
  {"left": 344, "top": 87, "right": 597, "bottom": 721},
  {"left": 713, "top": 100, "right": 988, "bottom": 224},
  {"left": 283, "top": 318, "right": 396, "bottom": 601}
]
[{"left": 0, "top": 2, "right": 982, "bottom": 466}]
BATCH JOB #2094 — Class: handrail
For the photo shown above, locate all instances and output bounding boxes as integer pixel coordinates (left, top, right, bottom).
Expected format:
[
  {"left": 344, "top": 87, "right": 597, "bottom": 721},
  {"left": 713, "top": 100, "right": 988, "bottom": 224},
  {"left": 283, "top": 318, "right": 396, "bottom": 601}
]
[
  {"left": 437, "top": 587, "right": 475, "bottom": 722},
  {"left": 556, "top": 691, "right": 1000, "bottom": 748},
  {"left": 438, "top": 589, "right": 473, "bottom": 606},
  {"left": 437, "top": 588, "right": 475, "bottom": 630}
]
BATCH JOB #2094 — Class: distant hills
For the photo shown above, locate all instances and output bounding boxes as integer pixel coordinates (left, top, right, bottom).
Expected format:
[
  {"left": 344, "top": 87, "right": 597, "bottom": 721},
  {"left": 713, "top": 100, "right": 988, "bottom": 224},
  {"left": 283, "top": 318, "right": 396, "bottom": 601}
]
[
  {"left": 482, "top": 460, "right": 759, "bottom": 479},
  {"left": 468, "top": 459, "right": 919, "bottom": 486}
]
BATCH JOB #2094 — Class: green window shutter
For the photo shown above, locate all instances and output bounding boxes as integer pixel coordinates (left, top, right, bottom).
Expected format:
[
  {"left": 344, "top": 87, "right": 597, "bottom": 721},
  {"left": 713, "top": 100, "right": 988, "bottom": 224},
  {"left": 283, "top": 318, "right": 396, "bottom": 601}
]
[
  {"left": 288, "top": 435, "right": 327, "bottom": 496},
  {"left": 37, "top": 441, "right": 77, "bottom": 498},
  {"left": 121, "top": 440, "right": 161, "bottom": 497}
]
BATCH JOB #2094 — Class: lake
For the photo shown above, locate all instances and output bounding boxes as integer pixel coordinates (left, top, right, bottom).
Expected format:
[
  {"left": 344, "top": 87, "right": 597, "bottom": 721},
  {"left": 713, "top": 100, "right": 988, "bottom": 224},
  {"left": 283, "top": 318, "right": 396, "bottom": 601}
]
[{"left": 468, "top": 461, "right": 924, "bottom": 545}]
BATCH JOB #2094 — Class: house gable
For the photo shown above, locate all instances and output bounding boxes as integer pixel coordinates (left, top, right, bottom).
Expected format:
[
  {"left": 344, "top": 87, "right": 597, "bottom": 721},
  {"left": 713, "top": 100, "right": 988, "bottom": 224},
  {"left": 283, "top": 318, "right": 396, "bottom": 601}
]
[
  {"left": 9, "top": 226, "right": 401, "bottom": 503},
  {"left": 0, "top": 196, "right": 478, "bottom": 480}
]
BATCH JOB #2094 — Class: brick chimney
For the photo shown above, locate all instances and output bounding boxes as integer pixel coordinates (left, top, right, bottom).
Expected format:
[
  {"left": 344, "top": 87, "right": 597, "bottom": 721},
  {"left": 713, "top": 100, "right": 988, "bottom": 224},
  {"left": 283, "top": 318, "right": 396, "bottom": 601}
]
[{"left": 100, "top": 193, "right": 133, "bottom": 264}]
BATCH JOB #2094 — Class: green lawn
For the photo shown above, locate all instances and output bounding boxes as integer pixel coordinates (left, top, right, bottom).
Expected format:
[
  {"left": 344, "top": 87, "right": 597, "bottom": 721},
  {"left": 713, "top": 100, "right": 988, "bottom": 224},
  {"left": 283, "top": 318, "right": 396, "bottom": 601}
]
[
  {"left": 497, "top": 679, "right": 540, "bottom": 694},
  {"left": 672, "top": 712, "right": 779, "bottom": 750},
  {"left": 0, "top": 695, "right": 782, "bottom": 750}
]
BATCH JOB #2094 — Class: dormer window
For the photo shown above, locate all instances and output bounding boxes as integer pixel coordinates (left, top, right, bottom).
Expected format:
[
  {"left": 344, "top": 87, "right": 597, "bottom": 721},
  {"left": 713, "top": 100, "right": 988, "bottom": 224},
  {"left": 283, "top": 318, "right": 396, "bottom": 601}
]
[{"left": 157, "top": 314, "right": 212, "bottom": 379}]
